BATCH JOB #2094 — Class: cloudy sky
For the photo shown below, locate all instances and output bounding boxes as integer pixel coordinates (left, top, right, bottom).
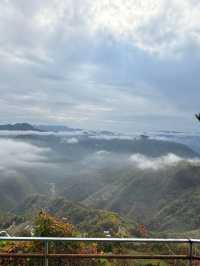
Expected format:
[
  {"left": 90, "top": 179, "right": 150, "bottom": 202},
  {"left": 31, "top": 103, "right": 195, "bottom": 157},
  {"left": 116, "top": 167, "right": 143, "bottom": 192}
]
[{"left": 1, "top": 0, "right": 200, "bottom": 133}]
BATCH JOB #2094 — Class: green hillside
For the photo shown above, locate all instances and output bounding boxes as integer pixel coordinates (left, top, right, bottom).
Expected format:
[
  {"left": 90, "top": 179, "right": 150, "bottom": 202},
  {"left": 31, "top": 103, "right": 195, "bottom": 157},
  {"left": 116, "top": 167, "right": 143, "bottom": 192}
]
[{"left": 12, "top": 194, "right": 137, "bottom": 237}]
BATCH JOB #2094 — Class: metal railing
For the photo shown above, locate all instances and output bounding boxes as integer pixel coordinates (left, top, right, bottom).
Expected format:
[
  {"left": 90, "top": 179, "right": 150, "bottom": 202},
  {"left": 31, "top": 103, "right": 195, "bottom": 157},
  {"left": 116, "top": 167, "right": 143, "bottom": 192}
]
[{"left": 1, "top": 237, "right": 200, "bottom": 265}]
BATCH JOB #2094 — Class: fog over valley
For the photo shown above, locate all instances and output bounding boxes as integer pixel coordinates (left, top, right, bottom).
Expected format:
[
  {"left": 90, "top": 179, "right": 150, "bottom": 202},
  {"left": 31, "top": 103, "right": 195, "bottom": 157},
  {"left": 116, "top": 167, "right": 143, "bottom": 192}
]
[{"left": 0, "top": 125, "right": 200, "bottom": 236}]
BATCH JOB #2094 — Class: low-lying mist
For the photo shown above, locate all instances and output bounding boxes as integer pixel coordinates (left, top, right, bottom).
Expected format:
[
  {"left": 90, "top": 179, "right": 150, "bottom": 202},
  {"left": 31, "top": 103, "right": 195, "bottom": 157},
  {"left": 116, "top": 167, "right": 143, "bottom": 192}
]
[
  {"left": 129, "top": 153, "right": 200, "bottom": 170},
  {"left": 0, "top": 134, "right": 200, "bottom": 180},
  {"left": 1, "top": 133, "right": 200, "bottom": 229},
  {"left": 0, "top": 139, "right": 50, "bottom": 177}
]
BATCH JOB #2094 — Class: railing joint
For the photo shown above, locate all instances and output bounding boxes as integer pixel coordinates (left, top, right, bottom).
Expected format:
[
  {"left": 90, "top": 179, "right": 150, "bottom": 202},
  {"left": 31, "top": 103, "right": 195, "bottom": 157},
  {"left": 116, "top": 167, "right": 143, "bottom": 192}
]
[{"left": 188, "top": 238, "right": 193, "bottom": 266}]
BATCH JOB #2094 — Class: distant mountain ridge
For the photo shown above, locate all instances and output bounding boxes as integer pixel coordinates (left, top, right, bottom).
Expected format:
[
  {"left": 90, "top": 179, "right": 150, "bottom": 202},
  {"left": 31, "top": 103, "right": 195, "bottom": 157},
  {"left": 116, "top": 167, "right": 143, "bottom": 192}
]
[
  {"left": 0, "top": 123, "right": 42, "bottom": 131},
  {"left": 36, "top": 125, "right": 81, "bottom": 132},
  {"left": 0, "top": 122, "right": 117, "bottom": 135}
]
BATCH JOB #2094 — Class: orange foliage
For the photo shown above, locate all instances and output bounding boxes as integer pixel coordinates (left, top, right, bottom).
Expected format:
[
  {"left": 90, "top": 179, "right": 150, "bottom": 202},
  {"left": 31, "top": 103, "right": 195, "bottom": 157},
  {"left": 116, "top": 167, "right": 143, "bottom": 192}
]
[{"left": 137, "top": 224, "right": 149, "bottom": 237}]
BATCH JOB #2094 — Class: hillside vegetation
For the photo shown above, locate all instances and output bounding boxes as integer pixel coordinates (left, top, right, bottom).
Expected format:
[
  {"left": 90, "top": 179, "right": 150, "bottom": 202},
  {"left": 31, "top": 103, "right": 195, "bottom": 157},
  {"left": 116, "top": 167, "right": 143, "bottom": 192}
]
[{"left": 2, "top": 194, "right": 137, "bottom": 237}]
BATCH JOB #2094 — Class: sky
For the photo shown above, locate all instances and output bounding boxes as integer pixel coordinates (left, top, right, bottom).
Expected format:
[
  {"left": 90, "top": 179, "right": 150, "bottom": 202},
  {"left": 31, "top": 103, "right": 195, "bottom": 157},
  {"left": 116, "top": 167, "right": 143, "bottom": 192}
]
[{"left": 0, "top": 0, "right": 200, "bottom": 133}]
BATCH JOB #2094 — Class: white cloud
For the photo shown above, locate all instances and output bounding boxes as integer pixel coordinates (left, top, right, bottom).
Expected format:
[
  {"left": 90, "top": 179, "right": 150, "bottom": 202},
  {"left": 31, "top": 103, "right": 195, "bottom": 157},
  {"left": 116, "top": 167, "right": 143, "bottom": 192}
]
[
  {"left": 129, "top": 153, "right": 200, "bottom": 170},
  {"left": 95, "top": 150, "right": 110, "bottom": 156},
  {"left": 34, "top": 1, "right": 66, "bottom": 30},
  {"left": 15, "top": 0, "right": 192, "bottom": 57},
  {"left": 61, "top": 137, "right": 79, "bottom": 144},
  {"left": 88, "top": 0, "right": 200, "bottom": 56},
  {"left": 1, "top": 0, "right": 200, "bottom": 59},
  {"left": 0, "top": 139, "right": 50, "bottom": 174},
  {"left": 90, "top": 134, "right": 133, "bottom": 140}
]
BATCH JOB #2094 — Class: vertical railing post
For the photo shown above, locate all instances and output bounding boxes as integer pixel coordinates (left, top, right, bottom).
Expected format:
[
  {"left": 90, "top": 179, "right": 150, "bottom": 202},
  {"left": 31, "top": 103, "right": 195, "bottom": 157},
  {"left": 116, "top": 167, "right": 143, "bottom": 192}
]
[
  {"left": 44, "top": 240, "right": 49, "bottom": 266},
  {"left": 189, "top": 239, "right": 193, "bottom": 266}
]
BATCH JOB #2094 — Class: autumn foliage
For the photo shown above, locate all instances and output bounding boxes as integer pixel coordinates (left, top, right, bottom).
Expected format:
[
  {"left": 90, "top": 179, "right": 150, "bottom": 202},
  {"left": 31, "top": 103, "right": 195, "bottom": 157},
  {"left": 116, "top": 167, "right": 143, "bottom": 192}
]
[{"left": 34, "top": 210, "right": 77, "bottom": 237}]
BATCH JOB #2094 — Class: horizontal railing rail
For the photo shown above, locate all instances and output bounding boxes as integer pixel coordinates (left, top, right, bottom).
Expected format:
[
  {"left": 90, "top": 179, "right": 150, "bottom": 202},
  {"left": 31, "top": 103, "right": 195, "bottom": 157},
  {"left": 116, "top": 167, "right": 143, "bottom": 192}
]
[
  {"left": 0, "top": 236, "right": 196, "bottom": 242},
  {"left": 0, "top": 237, "right": 199, "bottom": 265}
]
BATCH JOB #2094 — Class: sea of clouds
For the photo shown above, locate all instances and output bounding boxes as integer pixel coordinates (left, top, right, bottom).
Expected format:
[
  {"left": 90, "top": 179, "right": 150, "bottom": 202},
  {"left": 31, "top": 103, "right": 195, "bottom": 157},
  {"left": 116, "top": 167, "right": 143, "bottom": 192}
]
[{"left": 1, "top": 135, "right": 200, "bottom": 178}]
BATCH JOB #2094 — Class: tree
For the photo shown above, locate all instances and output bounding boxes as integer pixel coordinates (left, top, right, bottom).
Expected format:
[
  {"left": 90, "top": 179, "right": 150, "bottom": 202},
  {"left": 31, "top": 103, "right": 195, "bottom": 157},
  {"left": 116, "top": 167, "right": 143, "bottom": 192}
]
[{"left": 195, "top": 113, "right": 200, "bottom": 122}]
